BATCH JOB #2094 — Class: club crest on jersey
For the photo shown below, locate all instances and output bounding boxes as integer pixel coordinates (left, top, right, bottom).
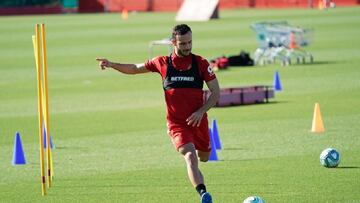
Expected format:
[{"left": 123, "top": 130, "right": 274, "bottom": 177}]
[
  {"left": 207, "top": 65, "right": 214, "bottom": 76},
  {"left": 170, "top": 76, "right": 195, "bottom": 82}
]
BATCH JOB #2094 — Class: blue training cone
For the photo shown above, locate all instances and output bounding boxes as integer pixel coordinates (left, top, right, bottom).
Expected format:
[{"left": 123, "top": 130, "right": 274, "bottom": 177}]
[
  {"left": 43, "top": 124, "right": 54, "bottom": 149},
  {"left": 273, "top": 70, "right": 282, "bottom": 91},
  {"left": 208, "top": 128, "right": 218, "bottom": 161},
  {"left": 211, "top": 119, "right": 222, "bottom": 150},
  {"left": 12, "top": 132, "right": 26, "bottom": 165}
]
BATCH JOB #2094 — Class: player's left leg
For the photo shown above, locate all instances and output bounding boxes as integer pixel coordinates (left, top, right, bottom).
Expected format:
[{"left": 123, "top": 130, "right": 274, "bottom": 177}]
[{"left": 197, "top": 150, "right": 210, "bottom": 162}]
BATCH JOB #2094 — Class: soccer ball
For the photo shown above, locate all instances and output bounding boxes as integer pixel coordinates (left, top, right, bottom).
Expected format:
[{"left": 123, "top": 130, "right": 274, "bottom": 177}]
[
  {"left": 243, "top": 196, "right": 265, "bottom": 203},
  {"left": 320, "top": 148, "right": 340, "bottom": 168}
]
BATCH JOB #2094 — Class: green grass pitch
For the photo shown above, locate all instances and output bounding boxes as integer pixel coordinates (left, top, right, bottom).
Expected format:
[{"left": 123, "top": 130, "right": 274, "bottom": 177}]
[{"left": 0, "top": 6, "right": 359, "bottom": 202}]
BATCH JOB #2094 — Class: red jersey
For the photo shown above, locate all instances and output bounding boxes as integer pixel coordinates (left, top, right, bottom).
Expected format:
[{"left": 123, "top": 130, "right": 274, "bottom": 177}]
[{"left": 145, "top": 52, "right": 216, "bottom": 125}]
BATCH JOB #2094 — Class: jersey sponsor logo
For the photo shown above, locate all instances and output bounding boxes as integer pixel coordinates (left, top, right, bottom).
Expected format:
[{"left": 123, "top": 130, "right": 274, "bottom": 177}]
[{"left": 170, "top": 76, "right": 195, "bottom": 82}]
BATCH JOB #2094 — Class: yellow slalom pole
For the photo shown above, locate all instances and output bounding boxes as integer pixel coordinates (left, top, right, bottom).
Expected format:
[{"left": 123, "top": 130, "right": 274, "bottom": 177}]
[
  {"left": 40, "top": 23, "right": 53, "bottom": 187},
  {"left": 33, "top": 24, "right": 46, "bottom": 196},
  {"left": 32, "top": 36, "right": 39, "bottom": 69}
]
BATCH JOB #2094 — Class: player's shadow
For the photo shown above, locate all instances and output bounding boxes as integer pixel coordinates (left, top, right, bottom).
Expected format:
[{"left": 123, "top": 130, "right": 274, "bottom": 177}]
[{"left": 336, "top": 166, "right": 360, "bottom": 169}]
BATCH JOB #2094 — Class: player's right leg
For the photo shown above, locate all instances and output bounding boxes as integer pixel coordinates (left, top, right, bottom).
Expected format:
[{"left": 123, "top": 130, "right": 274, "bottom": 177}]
[
  {"left": 178, "top": 143, "right": 204, "bottom": 186},
  {"left": 178, "top": 143, "right": 212, "bottom": 203}
]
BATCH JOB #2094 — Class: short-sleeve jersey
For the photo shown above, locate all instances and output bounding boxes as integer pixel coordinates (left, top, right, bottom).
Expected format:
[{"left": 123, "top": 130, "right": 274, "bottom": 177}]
[{"left": 145, "top": 52, "right": 216, "bottom": 124}]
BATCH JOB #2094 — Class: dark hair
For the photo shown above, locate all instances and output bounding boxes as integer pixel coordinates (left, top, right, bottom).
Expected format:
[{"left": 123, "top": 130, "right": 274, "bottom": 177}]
[{"left": 171, "top": 24, "right": 192, "bottom": 39}]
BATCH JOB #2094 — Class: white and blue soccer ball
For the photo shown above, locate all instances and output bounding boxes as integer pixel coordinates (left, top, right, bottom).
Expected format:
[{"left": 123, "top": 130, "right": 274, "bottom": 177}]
[
  {"left": 243, "top": 196, "right": 265, "bottom": 203},
  {"left": 320, "top": 148, "right": 340, "bottom": 168}
]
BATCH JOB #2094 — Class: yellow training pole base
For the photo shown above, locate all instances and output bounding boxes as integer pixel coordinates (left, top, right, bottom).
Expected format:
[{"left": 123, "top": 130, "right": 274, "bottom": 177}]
[{"left": 41, "top": 176, "right": 46, "bottom": 196}]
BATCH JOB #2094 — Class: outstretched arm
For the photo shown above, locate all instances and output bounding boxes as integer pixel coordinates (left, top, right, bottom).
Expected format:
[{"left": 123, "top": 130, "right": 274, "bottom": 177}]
[
  {"left": 96, "top": 58, "right": 150, "bottom": 74},
  {"left": 186, "top": 78, "right": 220, "bottom": 127}
]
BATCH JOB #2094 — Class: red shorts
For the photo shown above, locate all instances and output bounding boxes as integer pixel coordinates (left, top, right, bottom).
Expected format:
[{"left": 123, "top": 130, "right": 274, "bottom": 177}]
[{"left": 167, "top": 118, "right": 211, "bottom": 152}]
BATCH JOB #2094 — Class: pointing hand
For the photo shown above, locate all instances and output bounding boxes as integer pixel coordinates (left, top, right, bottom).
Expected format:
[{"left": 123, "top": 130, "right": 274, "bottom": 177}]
[{"left": 96, "top": 58, "right": 112, "bottom": 70}]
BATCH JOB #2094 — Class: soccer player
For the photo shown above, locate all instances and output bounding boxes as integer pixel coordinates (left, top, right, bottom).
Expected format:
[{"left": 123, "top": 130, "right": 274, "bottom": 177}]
[{"left": 96, "top": 24, "right": 220, "bottom": 203}]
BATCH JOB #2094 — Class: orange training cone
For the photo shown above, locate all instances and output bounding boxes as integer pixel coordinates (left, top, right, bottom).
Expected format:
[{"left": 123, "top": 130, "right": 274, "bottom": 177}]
[
  {"left": 318, "top": 0, "right": 324, "bottom": 10},
  {"left": 289, "top": 32, "right": 297, "bottom": 49},
  {"left": 121, "top": 9, "right": 128, "bottom": 20},
  {"left": 311, "top": 103, "right": 325, "bottom": 133}
]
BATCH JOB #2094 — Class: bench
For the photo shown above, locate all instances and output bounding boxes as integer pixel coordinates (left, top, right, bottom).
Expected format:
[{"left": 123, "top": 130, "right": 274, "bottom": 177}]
[{"left": 204, "top": 85, "right": 274, "bottom": 107}]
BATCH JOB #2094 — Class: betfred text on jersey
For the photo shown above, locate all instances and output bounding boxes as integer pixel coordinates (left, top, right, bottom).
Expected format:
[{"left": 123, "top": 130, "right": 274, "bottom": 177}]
[{"left": 170, "top": 76, "right": 195, "bottom": 82}]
